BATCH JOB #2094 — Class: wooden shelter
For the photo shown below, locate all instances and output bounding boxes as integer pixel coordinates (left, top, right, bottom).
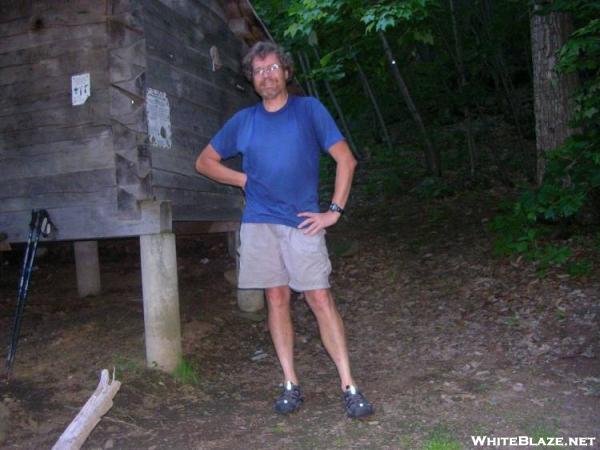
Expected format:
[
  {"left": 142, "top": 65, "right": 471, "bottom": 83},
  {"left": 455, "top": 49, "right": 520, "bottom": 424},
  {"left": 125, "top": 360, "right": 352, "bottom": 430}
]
[{"left": 0, "top": 0, "right": 272, "bottom": 372}]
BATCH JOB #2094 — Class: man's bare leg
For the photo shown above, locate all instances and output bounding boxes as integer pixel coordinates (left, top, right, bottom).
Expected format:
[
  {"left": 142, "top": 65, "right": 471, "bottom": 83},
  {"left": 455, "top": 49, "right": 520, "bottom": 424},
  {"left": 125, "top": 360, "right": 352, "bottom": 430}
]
[
  {"left": 304, "top": 288, "right": 354, "bottom": 391},
  {"left": 265, "top": 285, "right": 299, "bottom": 384}
]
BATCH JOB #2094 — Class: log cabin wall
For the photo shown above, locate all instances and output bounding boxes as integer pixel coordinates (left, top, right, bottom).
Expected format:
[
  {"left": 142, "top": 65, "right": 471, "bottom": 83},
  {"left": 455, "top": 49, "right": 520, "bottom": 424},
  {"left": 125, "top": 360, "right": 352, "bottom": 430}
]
[
  {"left": 0, "top": 0, "right": 120, "bottom": 242},
  {"left": 140, "top": 0, "right": 254, "bottom": 223},
  {"left": 0, "top": 0, "right": 265, "bottom": 243}
]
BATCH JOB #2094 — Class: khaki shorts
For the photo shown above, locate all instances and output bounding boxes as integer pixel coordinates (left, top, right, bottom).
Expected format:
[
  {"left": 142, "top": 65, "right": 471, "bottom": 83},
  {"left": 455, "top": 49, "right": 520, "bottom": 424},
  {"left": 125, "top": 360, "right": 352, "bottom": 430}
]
[{"left": 238, "top": 223, "right": 332, "bottom": 291}]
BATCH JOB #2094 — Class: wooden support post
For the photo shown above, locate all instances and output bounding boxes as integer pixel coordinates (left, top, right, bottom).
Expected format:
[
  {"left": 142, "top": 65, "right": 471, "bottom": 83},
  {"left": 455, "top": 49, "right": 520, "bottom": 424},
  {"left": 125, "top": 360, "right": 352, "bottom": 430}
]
[
  {"left": 140, "top": 232, "right": 182, "bottom": 372},
  {"left": 74, "top": 241, "right": 101, "bottom": 297},
  {"left": 227, "top": 230, "right": 265, "bottom": 313}
]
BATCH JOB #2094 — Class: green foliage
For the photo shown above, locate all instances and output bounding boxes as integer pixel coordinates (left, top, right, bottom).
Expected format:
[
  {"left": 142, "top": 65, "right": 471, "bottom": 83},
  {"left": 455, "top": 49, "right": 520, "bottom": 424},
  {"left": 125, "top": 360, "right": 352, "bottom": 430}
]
[
  {"left": 566, "top": 258, "right": 594, "bottom": 277},
  {"left": 284, "top": 0, "right": 345, "bottom": 39},
  {"left": 487, "top": 209, "right": 573, "bottom": 275},
  {"left": 361, "top": 145, "right": 422, "bottom": 198},
  {"left": 411, "top": 176, "right": 453, "bottom": 199},
  {"left": 361, "top": 1, "right": 433, "bottom": 35},
  {"left": 490, "top": 0, "right": 599, "bottom": 271},
  {"left": 173, "top": 359, "right": 200, "bottom": 385}
]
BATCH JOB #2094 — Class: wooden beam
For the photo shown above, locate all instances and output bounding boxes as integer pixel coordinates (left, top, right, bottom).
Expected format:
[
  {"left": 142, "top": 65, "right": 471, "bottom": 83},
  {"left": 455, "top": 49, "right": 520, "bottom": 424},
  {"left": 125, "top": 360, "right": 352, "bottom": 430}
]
[
  {"left": 0, "top": 200, "right": 172, "bottom": 243},
  {"left": 173, "top": 220, "right": 240, "bottom": 235}
]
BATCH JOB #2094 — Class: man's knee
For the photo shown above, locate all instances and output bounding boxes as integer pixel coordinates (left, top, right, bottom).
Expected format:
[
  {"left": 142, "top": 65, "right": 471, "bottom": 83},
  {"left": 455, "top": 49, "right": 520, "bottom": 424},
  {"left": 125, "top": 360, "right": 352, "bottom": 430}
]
[
  {"left": 304, "top": 289, "right": 334, "bottom": 313},
  {"left": 265, "top": 286, "right": 291, "bottom": 309}
]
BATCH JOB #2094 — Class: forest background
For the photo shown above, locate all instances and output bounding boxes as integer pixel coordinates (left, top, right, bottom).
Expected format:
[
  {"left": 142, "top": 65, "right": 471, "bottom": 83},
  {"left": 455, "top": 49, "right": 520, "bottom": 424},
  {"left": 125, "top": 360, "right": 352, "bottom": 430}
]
[{"left": 251, "top": 0, "right": 600, "bottom": 275}]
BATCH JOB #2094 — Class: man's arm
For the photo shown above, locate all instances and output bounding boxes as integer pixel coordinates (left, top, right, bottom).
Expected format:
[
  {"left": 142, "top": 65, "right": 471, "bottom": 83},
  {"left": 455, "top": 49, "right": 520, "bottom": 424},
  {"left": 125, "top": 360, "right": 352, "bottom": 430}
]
[
  {"left": 297, "top": 140, "right": 357, "bottom": 235},
  {"left": 195, "top": 144, "right": 247, "bottom": 189}
]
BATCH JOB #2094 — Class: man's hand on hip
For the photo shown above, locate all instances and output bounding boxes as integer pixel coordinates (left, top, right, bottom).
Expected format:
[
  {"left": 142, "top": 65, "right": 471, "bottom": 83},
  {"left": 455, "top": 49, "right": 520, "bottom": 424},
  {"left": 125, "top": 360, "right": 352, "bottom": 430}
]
[{"left": 297, "top": 211, "right": 340, "bottom": 235}]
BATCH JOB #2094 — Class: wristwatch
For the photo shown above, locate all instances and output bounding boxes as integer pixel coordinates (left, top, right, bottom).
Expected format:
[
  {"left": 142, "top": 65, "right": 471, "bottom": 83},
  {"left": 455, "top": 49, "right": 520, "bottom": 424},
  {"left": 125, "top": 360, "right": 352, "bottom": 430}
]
[{"left": 329, "top": 202, "right": 345, "bottom": 215}]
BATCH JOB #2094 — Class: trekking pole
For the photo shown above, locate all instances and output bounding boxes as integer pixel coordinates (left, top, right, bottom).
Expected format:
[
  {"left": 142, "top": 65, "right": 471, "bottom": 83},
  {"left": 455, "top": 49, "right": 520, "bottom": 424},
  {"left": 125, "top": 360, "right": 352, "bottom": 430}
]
[{"left": 5, "top": 209, "right": 54, "bottom": 376}]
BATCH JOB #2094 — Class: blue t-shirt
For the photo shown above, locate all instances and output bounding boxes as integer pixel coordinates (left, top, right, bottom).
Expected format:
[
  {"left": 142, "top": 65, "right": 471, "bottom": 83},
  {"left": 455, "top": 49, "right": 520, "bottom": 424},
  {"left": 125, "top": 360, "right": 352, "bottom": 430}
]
[{"left": 210, "top": 95, "right": 344, "bottom": 227}]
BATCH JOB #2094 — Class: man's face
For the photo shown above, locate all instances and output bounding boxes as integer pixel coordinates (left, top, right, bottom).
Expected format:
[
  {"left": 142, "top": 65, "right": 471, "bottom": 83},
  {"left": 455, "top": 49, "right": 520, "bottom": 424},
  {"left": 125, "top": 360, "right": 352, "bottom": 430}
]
[{"left": 251, "top": 53, "right": 289, "bottom": 101}]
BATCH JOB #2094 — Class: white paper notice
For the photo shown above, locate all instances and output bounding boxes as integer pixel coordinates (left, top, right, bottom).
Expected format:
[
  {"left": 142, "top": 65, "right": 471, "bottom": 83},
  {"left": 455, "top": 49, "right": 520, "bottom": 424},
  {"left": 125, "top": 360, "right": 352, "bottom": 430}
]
[
  {"left": 71, "top": 73, "right": 91, "bottom": 106},
  {"left": 146, "top": 88, "right": 172, "bottom": 149}
]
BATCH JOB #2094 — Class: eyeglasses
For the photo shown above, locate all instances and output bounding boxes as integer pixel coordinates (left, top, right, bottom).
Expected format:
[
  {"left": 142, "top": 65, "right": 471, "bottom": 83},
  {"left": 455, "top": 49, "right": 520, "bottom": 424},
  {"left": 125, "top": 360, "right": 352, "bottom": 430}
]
[{"left": 252, "top": 63, "right": 281, "bottom": 77}]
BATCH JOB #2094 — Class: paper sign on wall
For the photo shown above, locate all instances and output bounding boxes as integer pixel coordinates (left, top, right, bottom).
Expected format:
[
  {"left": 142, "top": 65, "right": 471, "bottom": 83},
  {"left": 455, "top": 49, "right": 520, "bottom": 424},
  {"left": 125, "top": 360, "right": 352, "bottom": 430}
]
[
  {"left": 146, "top": 88, "right": 172, "bottom": 149},
  {"left": 71, "top": 73, "right": 90, "bottom": 106}
]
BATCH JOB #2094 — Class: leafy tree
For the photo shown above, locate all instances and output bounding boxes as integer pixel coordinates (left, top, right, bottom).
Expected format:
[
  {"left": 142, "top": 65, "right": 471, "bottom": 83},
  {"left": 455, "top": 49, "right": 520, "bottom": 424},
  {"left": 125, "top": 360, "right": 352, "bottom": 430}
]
[{"left": 489, "top": 0, "right": 599, "bottom": 273}]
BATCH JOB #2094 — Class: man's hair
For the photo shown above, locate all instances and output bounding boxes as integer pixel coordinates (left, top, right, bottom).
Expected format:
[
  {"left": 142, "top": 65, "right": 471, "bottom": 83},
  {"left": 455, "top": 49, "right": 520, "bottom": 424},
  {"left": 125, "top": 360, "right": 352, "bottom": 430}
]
[{"left": 242, "top": 41, "right": 294, "bottom": 82}]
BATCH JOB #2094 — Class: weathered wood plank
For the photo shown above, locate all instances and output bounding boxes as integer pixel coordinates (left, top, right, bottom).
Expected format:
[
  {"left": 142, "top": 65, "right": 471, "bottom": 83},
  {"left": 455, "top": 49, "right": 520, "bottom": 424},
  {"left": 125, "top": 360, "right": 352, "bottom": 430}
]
[
  {"left": 150, "top": 149, "right": 195, "bottom": 179},
  {"left": 0, "top": 200, "right": 172, "bottom": 243},
  {"left": 0, "top": 0, "right": 106, "bottom": 32},
  {"left": 159, "top": 0, "right": 228, "bottom": 23},
  {"left": 146, "top": 62, "right": 254, "bottom": 141},
  {"left": 0, "top": 0, "right": 31, "bottom": 23},
  {"left": 108, "top": 4, "right": 144, "bottom": 32},
  {"left": 0, "top": 128, "right": 112, "bottom": 158},
  {"left": 111, "top": 121, "right": 143, "bottom": 151},
  {"left": 144, "top": 24, "right": 252, "bottom": 98},
  {"left": 173, "top": 220, "right": 240, "bottom": 235},
  {"left": 0, "top": 89, "right": 100, "bottom": 117},
  {"left": 110, "top": 0, "right": 139, "bottom": 15},
  {"left": 0, "top": 124, "right": 110, "bottom": 149},
  {"left": 0, "top": 47, "right": 108, "bottom": 86},
  {"left": 146, "top": 56, "right": 249, "bottom": 121},
  {"left": 109, "top": 37, "right": 146, "bottom": 95},
  {"left": 150, "top": 139, "right": 241, "bottom": 177},
  {"left": 143, "top": 9, "right": 241, "bottom": 71},
  {"left": 0, "top": 72, "right": 110, "bottom": 112},
  {"left": 110, "top": 86, "right": 145, "bottom": 132},
  {"left": 150, "top": 0, "right": 238, "bottom": 50},
  {"left": 0, "top": 187, "right": 117, "bottom": 213},
  {"left": 167, "top": 95, "right": 228, "bottom": 139},
  {"left": 30, "top": 0, "right": 107, "bottom": 16},
  {"left": 0, "top": 35, "right": 107, "bottom": 68},
  {"left": 141, "top": 0, "right": 205, "bottom": 47},
  {"left": 109, "top": 60, "right": 146, "bottom": 99},
  {"left": 153, "top": 187, "right": 243, "bottom": 222},
  {"left": 0, "top": 168, "right": 116, "bottom": 199},
  {"left": 116, "top": 150, "right": 152, "bottom": 188},
  {"left": 0, "top": 89, "right": 110, "bottom": 133},
  {"left": 0, "top": 22, "right": 108, "bottom": 54},
  {"left": 1, "top": 135, "right": 114, "bottom": 180},
  {"left": 165, "top": 127, "right": 212, "bottom": 158},
  {"left": 151, "top": 168, "right": 239, "bottom": 195},
  {"left": 107, "top": 16, "right": 144, "bottom": 50},
  {"left": 172, "top": 202, "right": 243, "bottom": 223}
]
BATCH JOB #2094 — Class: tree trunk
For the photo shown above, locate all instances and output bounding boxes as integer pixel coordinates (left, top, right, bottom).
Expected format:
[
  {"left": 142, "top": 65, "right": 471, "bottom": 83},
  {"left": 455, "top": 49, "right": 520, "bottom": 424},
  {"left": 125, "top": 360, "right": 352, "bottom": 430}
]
[
  {"left": 379, "top": 32, "right": 440, "bottom": 176},
  {"left": 530, "top": 2, "right": 578, "bottom": 185},
  {"left": 449, "top": 0, "right": 477, "bottom": 178},
  {"left": 296, "top": 52, "right": 314, "bottom": 97},
  {"left": 297, "top": 52, "right": 321, "bottom": 100},
  {"left": 352, "top": 52, "right": 392, "bottom": 150},
  {"left": 311, "top": 47, "right": 361, "bottom": 159}
]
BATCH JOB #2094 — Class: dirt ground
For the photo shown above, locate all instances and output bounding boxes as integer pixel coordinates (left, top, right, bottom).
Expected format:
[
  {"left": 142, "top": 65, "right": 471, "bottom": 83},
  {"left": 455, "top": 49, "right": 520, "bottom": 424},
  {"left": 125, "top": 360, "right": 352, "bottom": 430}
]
[{"left": 1, "top": 188, "right": 599, "bottom": 450}]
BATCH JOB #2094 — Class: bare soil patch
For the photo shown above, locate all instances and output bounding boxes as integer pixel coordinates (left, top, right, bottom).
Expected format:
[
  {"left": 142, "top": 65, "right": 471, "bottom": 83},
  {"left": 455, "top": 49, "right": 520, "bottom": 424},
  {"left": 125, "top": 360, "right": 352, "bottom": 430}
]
[{"left": 1, "top": 189, "right": 599, "bottom": 449}]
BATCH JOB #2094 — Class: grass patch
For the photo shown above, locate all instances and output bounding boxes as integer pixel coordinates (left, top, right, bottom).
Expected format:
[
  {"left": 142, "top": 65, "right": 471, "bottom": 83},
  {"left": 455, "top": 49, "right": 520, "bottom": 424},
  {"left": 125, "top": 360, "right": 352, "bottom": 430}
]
[
  {"left": 113, "top": 355, "right": 144, "bottom": 376},
  {"left": 173, "top": 358, "right": 200, "bottom": 385},
  {"left": 422, "top": 426, "right": 462, "bottom": 450},
  {"left": 526, "top": 420, "right": 562, "bottom": 449}
]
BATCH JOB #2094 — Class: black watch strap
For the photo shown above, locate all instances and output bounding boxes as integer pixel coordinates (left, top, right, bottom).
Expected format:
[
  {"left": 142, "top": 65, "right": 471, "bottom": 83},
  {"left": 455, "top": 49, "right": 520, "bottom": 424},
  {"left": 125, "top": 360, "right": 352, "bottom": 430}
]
[{"left": 329, "top": 202, "right": 345, "bottom": 215}]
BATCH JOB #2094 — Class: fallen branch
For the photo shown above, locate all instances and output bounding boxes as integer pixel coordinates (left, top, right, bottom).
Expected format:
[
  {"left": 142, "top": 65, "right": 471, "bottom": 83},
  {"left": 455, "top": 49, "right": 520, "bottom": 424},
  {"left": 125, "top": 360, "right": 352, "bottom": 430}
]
[{"left": 52, "top": 369, "right": 121, "bottom": 450}]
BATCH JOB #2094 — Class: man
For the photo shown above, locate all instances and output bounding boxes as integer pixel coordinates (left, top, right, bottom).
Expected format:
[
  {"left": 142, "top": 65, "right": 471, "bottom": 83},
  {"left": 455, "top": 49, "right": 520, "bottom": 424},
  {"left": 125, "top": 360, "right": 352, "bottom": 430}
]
[{"left": 195, "top": 41, "right": 373, "bottom": 419}]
